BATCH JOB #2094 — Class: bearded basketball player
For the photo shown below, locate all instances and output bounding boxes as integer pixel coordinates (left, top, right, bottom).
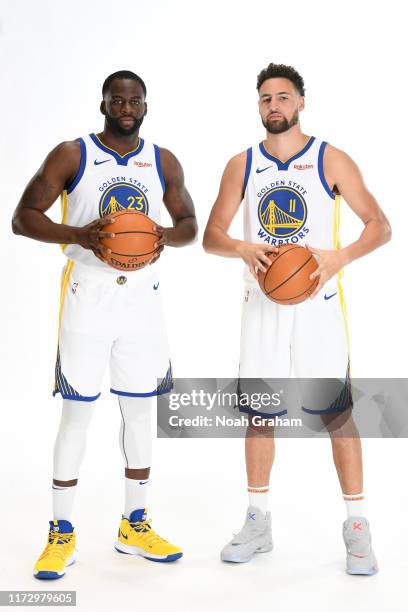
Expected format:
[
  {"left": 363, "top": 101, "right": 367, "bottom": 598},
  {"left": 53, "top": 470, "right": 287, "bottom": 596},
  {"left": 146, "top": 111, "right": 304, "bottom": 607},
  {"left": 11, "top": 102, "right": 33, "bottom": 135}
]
[
  {"left": 203, "top": 63, "right": 391, "bottom": 575},
  {"left": 12, "top": 70, "right": 197, "bottom": 579}
]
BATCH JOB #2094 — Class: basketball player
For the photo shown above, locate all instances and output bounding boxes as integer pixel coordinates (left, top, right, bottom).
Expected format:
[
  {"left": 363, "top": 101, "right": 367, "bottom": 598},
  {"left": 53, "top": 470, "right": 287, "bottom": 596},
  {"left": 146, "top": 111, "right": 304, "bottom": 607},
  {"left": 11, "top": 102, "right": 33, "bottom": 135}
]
[
  {"left": 12, "top": 70, "right": 197, "bottom": 579},
  {"left": 203, "top": 63, "right": 391, "bottom": 574}
]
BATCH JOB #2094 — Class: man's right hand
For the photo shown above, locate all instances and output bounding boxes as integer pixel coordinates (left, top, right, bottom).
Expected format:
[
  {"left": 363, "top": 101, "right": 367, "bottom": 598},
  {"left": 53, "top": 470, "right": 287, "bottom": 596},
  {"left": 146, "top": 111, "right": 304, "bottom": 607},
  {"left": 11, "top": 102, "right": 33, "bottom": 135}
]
[
  {"left": 75, "top": 216, "right": 116, "bottom": 263},
  {"left": 236, "top": 241, "right": 279, "bottom": 279}
]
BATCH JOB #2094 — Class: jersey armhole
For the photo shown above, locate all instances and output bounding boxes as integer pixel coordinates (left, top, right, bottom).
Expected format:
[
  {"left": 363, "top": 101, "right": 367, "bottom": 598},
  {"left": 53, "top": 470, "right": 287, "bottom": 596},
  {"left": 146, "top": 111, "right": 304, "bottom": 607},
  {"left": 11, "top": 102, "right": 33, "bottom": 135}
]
[
  {"left": 65, "top": 138, "right": 87, "bottom": 194},
  {"left": 154, "top": 144, "right": 166, "bottom": 194},
  {"left": 318, "top": 141, "right": 335, "bottom": 200},
  {"left": 242, "top": 148, "right": 252, "bottom": 199}
]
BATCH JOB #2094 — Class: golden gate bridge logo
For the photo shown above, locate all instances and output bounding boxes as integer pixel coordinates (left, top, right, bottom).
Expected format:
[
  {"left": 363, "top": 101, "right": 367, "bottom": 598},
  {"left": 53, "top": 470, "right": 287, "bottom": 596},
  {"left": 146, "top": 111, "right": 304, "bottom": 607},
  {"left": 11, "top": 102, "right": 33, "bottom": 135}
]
[
  {"left": 99, "top": 182, "right": 149, "bottom": 217},
  {"left": 258, "top": 187, "right": 307, "bottom": 238}
]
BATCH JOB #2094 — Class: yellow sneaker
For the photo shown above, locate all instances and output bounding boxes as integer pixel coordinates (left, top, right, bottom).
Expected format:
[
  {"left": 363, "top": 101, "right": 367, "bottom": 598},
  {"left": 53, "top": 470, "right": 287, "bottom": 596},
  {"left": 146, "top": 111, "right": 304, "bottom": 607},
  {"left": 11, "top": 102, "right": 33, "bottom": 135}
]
[
  {"left": 115, "top": 509, "right": 182, "bottom": 562},
  {"left": 34, "top": 520, "right": 76, "bottom": 580}
]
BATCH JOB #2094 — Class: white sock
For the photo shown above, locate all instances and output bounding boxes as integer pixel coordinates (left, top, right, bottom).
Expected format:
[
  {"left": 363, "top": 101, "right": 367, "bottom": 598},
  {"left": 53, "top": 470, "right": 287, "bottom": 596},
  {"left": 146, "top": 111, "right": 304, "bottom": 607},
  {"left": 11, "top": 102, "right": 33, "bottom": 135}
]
[
  {"left": 248, "top": 485, "right": 269, "bottom": 515},
  {"left": 124, "top": 478, "right": 149, "bottom": 519},
  {"left": 343, "top": 492, "right": 365, "bottom": 518},
  {"left": 52, "top": 484, "right": 77, "bottom": 522}
]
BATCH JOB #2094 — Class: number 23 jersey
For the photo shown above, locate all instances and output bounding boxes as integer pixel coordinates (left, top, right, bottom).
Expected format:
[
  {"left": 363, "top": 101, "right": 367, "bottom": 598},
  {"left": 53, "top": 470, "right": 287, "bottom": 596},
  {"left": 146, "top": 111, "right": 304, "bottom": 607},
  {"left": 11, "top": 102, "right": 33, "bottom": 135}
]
[{"left": 61, "top": 133, "right": 165, "bottom": 271}]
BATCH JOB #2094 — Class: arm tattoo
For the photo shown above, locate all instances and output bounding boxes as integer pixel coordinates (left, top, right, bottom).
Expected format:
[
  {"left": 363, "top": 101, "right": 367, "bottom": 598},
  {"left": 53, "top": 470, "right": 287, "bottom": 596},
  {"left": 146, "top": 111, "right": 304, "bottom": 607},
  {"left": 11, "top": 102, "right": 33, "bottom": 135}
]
[
  {"left": 33, "top": 174, "right": 58, "bottom": 198},
  {"left": 22, "top": 174, "right": 60, "bottom": 209}
]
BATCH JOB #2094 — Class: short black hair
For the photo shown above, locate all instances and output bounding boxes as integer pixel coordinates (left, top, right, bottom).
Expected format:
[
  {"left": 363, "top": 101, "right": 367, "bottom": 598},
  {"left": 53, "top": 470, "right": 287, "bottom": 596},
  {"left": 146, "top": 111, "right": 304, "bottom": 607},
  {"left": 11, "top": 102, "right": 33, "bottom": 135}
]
[
  {"left": 102, "top": 70, "right": 147, "bottom": 98},
  {"left": 257, "top": 63, "right": 305, "bottom": 97}
]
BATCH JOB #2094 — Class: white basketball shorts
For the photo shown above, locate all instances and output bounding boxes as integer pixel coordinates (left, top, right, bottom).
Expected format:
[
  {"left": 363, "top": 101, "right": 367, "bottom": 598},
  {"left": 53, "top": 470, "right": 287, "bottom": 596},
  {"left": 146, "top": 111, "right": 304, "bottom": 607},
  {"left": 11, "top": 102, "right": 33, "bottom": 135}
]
[
  {"left": 238, "top": 277, "right": 351, "bottom": 416},
  {"left": 53, "top": 260, "right": 172, "bottom": 401}
]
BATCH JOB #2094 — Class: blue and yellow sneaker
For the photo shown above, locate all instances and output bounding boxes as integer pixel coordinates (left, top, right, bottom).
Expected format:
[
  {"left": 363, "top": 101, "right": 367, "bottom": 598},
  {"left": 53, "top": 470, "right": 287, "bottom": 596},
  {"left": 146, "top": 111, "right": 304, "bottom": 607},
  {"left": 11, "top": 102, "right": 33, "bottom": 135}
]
[
  {"left": 115, "top": 509, "right": 182, "bottom": 562},
  {"left": 33, "top": 520, "right": 76, "bottom": 580}
]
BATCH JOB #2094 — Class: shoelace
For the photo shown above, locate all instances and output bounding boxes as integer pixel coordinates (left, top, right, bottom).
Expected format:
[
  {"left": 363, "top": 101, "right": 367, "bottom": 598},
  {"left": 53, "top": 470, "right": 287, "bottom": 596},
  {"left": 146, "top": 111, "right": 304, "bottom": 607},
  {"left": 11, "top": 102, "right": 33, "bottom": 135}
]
[
  {"left": 39, "top": 530, "right": 74, "bottom": 562},
  {"left": 128, "top": 519, "right": 169, "bottom": 546}
]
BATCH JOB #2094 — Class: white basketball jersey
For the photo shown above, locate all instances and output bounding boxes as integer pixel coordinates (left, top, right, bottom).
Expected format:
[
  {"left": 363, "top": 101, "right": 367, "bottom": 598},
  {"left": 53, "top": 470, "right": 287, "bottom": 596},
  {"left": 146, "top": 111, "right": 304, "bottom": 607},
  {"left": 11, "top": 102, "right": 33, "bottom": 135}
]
[
  {"left": 61, "top": 133, "right": 165, "bottom": 272},
  {"left": 242, "top": 136, "right": 341, "bottom": 283}
]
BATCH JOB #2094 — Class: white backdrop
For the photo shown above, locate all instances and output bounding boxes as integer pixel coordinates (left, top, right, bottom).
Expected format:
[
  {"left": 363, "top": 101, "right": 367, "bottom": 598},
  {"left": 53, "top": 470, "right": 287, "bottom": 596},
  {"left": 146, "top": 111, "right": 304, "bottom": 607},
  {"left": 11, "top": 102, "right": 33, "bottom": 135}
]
[{"left": 1, "top": 1, "right": 407, "bottom": 610}]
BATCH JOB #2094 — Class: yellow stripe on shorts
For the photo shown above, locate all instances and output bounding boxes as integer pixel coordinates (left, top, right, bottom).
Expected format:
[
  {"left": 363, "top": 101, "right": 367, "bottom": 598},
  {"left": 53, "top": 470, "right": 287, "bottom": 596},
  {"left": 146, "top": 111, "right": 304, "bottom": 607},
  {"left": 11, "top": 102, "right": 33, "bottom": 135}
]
[
  {"left": 53, "top": 259, "right": 74, "bottom": 394},
  {"left": 58, "top": 259, "right": 74, "bottom": 336}
]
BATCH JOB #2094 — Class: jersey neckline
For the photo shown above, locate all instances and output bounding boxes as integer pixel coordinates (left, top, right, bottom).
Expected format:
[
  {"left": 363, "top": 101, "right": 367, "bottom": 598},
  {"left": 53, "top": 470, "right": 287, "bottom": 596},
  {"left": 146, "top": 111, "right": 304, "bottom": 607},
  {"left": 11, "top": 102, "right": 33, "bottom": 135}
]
[
  {"left": 259, "top": 136, "right": 315, "bottom": 171},
  {"left": 90, "top": 133, "right": 145, "bottom": 166}
]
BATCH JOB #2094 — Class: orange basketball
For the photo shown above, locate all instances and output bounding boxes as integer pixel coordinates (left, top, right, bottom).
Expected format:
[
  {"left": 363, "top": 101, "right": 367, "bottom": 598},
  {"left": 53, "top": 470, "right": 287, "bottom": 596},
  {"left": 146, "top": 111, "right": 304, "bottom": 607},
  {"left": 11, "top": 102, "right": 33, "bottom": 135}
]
[
  {"left": 100, "top": 210, "right": 159, "bottom": 271},
  {"left": 258, "top": 244, "right": 318, "bottom": 305}
]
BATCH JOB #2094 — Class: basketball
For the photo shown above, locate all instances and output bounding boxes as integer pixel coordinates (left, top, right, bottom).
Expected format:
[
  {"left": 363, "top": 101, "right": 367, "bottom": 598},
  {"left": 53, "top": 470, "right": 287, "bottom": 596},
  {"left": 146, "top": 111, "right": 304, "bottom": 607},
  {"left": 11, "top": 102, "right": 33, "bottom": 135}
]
[
  {"left": 100, "top": 210, "right": 159, "bottom": 271},
  {"left": 258, "top": 244, "right": 319, "bottom": 305}
]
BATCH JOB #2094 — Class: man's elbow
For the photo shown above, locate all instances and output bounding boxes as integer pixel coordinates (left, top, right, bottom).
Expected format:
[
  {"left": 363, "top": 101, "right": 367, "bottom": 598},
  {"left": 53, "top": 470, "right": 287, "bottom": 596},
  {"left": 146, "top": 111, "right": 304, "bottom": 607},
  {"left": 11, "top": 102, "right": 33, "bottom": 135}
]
[
  {"left": 382, "top": 217, "right": 392, "bottom": 245},
  {"left": 202, "top": 227, "right": 214, "bottom": 253},
  {"left": 11, "top": 214, "right": 23, "bottom": 236},
  {"left": 386, "top": 221, "right": 392, "bottom": 243},
  {"left": 190, "top": 218, "right": 199, "bottom": 243}
]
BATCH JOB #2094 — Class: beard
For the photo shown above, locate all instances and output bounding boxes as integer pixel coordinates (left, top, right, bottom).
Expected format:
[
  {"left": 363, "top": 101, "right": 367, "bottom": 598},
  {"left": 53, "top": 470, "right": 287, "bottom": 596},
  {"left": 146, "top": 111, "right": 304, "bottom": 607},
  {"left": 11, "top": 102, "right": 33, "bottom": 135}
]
[
  {"left": 105, "top": 112, "right": 145, "bottom": 136},
  {"left": 263, "top": 110, "right": 299, "bottom": 134}
]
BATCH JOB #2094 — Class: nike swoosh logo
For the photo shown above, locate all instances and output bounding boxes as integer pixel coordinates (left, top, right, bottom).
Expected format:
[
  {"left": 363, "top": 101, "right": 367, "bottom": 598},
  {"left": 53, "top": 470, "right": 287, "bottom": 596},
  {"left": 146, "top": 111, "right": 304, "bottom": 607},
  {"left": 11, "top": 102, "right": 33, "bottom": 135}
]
[
  {"left": 324, "top": 292, "right": 337, "bottom": 300},
  {"left": 256, "top": 166, "right": 273, "bottom": 174},
  {"left": 153, "top": 283, "right": 159, "bottom": 290},
  {"left": 120, "top": 531, "right": 128, "bottom": 539},
  {"left": 139, "top": 481, "right": 149, "bottom": 485},
  {"left": 94, "top": 159, "right": 111, "bottom": 165}
]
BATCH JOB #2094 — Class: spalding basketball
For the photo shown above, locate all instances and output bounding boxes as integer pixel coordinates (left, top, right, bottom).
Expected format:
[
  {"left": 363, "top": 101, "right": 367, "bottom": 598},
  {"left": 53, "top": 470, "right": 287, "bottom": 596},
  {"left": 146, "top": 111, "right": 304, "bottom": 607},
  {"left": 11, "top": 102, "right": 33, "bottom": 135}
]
[
  {"left": 258, "top": 244, "right": 318, "bottom": 305},
  {"left": 100, "top": 210, "right": 159, "bottom": 271}
]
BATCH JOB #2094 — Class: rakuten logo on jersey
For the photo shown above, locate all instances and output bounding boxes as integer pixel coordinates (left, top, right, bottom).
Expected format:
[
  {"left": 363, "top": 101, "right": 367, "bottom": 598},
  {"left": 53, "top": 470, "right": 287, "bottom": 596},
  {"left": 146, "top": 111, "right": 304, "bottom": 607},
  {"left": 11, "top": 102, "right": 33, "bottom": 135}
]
[
  {"left": 133, "top": 161, "right": 152, "bottom": 167},
  {"left": 294, "top": 164, "right": 313, "bottom": 170}
]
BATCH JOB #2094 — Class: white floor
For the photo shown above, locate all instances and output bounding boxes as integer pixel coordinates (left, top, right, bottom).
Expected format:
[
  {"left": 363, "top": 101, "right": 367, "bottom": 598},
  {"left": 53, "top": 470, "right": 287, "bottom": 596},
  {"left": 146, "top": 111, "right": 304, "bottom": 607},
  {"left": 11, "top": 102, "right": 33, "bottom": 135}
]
[{"left": 2, "top": 427, "right": 407, "bottom": 612}]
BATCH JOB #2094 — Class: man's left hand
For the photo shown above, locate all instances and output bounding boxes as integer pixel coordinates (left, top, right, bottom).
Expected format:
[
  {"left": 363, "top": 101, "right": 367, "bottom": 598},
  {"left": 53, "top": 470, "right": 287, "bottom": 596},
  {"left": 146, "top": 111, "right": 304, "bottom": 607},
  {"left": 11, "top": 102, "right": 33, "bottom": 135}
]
[
  {"left": 307, "top": 245, "right": 347, "bottom": 298},
  {"left": 150, "top": 224, "right": 171, "bottom": 265}
]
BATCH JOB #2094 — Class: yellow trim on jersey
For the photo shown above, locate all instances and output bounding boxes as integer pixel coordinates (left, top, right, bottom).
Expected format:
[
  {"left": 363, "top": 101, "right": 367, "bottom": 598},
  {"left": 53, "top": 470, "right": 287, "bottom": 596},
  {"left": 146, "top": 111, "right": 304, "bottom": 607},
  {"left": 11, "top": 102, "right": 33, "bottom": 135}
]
[
  {"left": 60, "top": 190, "right": 68, "bottom": 252},
  {"left": 333, "top": 194, "right": 351, "bottom": 371},
  {"left": 333, "top": 193, "right": 341, "bottom": 249},
  {"left": 94, "top": 133, "right": 141, "bottom": 158},
  {"left": 61, "top": 190, "right": 68, "bottom": 224}
]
